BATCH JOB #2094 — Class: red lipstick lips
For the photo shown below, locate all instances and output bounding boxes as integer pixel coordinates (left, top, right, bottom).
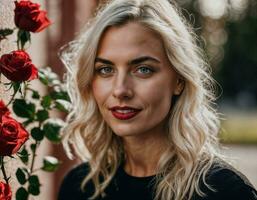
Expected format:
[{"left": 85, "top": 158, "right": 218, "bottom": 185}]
[{"left": 109, "top": 106, "right": 142, "bottom": 120}]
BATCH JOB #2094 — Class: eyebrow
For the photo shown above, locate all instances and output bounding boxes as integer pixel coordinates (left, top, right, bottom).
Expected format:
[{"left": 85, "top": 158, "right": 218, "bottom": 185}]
[{"left": 95, "top": 56, "right": 161, "bottom": 65}]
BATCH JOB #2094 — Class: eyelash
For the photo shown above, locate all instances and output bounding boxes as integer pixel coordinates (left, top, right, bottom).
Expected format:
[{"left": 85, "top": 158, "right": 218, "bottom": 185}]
[{"left": 95, "top": 66, "right": 155, "bottom": 76}]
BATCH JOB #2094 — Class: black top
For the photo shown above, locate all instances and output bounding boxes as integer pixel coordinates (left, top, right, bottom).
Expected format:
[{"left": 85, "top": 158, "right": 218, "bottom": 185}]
[{"left": 58, "top": 161, "right": 257, "bottom": 200}]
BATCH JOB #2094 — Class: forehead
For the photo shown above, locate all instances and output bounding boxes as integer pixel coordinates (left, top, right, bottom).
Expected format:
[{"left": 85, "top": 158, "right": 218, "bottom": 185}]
[{"left": 96, "top": 22, "right": 166, "bottom": 59}]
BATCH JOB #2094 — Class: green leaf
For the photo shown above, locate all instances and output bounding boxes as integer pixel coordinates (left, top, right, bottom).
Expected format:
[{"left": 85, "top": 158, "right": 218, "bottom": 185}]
[
  {"left": 30, "top": 143, "right": 37, "bottom": 153},
  {"left": 0, "top": 28, "right": 14, "bottom": 37},
  {"left": 32, "top": 90, "right": 40, "bottom": 99},
  {"left": 16, "top": 187, "right": 28, "bottom": 200},
  {"left": 41, "top": 95, "right": 52, "bottom": 109},
  {"left": 17, "top": 29, "right": 31, "bottom": 49},
  {"left": 43, "top": 120, "right": 63, "bottom": 143},
  {"left": 16, "top": 168, "right": 27, "bottom": 185},
  {"left": 28, "top": 175, "right": 40, "bottom": 196},
  {"left": 54, "top": 99, "right": 71, "bottom": 112},
  {"left": 31, "top": 127, "right": 45, "bottom": 141},
  {"left": 43, "top": 119, "right": 64, "bottom": 143},
  {"left": 28, "top": 175, "right": 40, "bottom": 186},
  {"left": 50, "top": 90, "right": 70, "bottom": 101},
  {"left": 17, "top": 147, "right": 29, "bottom": 165},
  {"left": 38, "top": 70, "right": 48, "bottom": 85},
  {"left": 36, "top": 109, "right": 49, "bottom": 122},
  {"left": 42, "top": 156, "right": 61, "bottom": 172},
  {"left": 13, "top": 99, "right": 35, "bottom": 119}
]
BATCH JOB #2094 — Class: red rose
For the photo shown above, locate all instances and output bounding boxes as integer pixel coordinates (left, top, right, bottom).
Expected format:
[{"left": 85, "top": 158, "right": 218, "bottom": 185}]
[
  {"left": 14, "top": 0, "right": 51, "bottom": 33},
  {"left": 0, "top": 182, "right": 12, "bottom": 200},
  {"left": 0, "top": 50, "right": 38, "bottom": 82},
  {"left": 0, "top": 100, "right": 10, "bottom": 119},
  {"left": 0, "top": 115, "right": 29, "bottom": 156}
]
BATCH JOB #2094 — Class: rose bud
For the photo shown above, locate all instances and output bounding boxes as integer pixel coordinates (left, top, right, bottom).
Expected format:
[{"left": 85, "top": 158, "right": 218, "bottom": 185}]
[
  {"left": 14, "top": 0, "right": 51, "bottom": 33},
  {"left": 0, "top": 115, "right": 29, "bottom": 156},
  {"left": 0, "top": 182, "right": 12, "bottom": 200},
  {"left": 0, "top": 50, "right": 38, "bottom": 82}
]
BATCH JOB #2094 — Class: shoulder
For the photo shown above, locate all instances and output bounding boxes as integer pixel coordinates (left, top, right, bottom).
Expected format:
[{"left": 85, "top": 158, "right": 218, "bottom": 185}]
[
  {"left": 58, "top": 162, "right": 94, "bottom": 200},
  {"left": 196, "top": 160, "right": 257, "bottom": 200}
]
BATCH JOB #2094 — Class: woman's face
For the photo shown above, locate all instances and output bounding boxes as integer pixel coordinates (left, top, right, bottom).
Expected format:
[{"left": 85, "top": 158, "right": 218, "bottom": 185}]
[{"left": 92, "top": 22, "right": 182, "bottom": 138}]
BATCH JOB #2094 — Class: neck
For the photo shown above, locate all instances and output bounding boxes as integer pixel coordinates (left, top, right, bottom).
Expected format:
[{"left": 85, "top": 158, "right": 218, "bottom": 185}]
[{"left": 122, "top": 133, "right": 168, "bottom": 177}]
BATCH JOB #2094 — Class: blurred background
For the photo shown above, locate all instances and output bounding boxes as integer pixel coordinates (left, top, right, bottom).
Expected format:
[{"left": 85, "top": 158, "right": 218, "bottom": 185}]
[{"left": 0, "top": 0, "right": 256, "bottom": 199}]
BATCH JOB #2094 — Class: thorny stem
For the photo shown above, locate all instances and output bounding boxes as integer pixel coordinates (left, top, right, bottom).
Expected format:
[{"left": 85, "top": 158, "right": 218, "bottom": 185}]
[
  {"left": 29, "top": 141, "right": 39, "bottom": 174},
  {"left": 28, "top": 139, "right": 40, "bottom": 200}
]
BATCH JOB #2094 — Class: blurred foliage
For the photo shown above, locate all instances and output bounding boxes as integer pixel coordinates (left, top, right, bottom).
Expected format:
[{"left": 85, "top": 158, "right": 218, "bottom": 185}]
[{"left": 177, "top": 0, "right": 257, "bottom": 108}]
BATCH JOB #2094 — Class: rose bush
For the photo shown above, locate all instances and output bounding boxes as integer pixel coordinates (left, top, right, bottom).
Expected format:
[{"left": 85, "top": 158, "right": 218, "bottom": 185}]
[
  {"left": 0, "top": 1, "right": 67, "bottom": 199},
  {"left": 14, "top": 0, "right": 51, "bottom": 33},
  {"left": 0, "top": 182, "right": 12, "bottom": 200},
  {"left": 0, "top": 50, "right": 38, "bottom": 82}
]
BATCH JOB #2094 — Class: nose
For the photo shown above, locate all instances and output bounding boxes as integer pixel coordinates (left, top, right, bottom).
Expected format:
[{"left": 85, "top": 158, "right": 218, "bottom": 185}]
[{"left": 112, "top": 72, "right": 134, "bottom": 100}]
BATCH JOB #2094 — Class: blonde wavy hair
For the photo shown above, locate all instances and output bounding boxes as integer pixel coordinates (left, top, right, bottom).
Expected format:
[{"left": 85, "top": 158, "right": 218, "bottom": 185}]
[{"left": 60, "top": 0, "right": 224, "bottom": 199}]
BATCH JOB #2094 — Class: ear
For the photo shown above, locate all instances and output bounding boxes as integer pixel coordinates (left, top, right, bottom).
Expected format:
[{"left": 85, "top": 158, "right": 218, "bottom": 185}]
[{"left": 174, "top": 78, "right": 184, "bottom": 95}]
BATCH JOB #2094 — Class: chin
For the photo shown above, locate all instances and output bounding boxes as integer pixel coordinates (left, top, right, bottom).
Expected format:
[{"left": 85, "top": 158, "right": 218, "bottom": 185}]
[
  {"left": 112, "top": 127, "right": 147, "bottom": 137},
  {"left": 112, "top": 130, "right": 136, "bottom": 137},
  {"left": 111, "top": 126, "right": 141, "bottom": 137}
]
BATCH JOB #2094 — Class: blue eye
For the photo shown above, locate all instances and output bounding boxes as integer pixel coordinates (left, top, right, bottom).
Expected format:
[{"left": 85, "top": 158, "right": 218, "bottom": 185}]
[
  {"left": 136, "top": 66, "right": 154, "bottom": 74},
  {"left": 96, "top": 66, "right": 113, "bottom": 75},
  {"left": 94, "top": 65, "right": 154, "bottom": 77}
]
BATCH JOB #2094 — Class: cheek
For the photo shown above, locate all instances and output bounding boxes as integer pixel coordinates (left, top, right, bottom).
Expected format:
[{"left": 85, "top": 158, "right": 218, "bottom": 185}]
[
  {"left": 91, "top": 79, "right": 112, "bottom": 106},
  {"left": 148, "top": 89, "right": 172, "bottom": 114},
  {"left": 139, "top": 78, "right": 174, "bottom": 108}
]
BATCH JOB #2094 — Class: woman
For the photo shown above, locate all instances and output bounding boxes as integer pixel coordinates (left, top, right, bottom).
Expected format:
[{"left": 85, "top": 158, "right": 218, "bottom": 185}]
[{"left": 58, "top": 0, "right": 257, "bottom": 199}]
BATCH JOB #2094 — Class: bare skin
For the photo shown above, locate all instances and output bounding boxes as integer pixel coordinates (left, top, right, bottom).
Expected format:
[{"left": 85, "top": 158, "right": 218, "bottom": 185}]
[
  {"left": 122, "top": 126, "right": 168, "bottom": 177},
  {"left": 92, "top": 22, "right": 184, "bottom": 177}
]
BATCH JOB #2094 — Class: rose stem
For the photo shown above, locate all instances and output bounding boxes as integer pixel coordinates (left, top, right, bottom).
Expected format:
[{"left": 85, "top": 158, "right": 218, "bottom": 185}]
[
  {"left": 30, "top": 121, "right": 42, "bottom": 174},
  {"left": 0, "top": 156, "right": 9, "bottom": 184},
  {"left": 30, "top": 141, "right": 39, "bottom": 174}
]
